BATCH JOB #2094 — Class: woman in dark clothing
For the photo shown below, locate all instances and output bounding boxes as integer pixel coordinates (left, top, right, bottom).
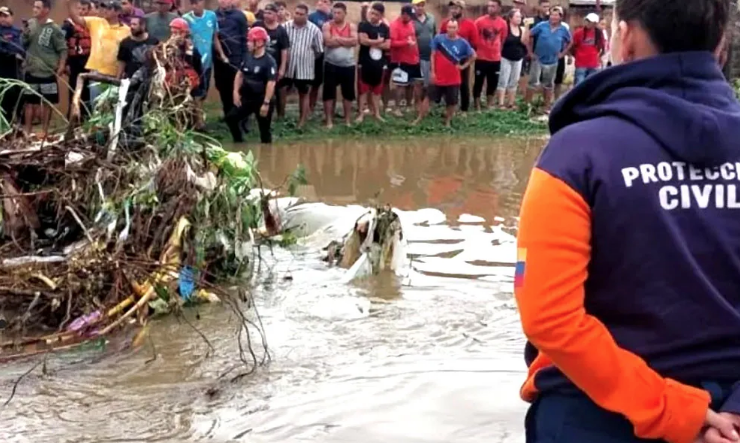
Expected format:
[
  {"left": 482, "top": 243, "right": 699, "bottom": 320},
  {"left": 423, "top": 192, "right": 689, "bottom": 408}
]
[{"left": 227, "top": 26, "right": 277, "bottom": 144}]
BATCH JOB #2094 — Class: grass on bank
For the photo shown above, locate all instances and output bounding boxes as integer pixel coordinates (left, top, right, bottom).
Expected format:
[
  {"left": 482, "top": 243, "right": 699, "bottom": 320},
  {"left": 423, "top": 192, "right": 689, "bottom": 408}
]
[{"left": 203, "top": 102, "right": 548, "bottom": 143}]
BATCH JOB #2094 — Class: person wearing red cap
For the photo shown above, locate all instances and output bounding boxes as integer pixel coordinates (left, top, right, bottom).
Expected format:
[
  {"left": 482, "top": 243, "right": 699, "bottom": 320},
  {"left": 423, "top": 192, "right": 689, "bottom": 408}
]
[
  {"left": 227, "top": 26, "right": 277, "bottom": 144},
  {"left": 145, "top": 0, "right": 178, "bottom": 42}
]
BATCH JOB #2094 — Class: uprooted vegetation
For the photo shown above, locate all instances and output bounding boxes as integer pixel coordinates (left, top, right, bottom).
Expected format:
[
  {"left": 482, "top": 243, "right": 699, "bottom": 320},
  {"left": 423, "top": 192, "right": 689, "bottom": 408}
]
[{"left": 0, "top": 41, "right": 306, "bottom": 369}]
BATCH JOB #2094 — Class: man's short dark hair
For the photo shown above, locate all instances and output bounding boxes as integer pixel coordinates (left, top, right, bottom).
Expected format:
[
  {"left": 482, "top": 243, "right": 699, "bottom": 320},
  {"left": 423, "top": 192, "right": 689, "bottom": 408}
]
[
  {"left": 616, "top": 0, "right": 728, "bottom": 54},
  {"left": 80, "top": 0, "right": 91, "bottom": 6},
  {"left": 370, "top": 2, "right": 384, "bottom": 14},
  {"left": 489, "top": 0, "right": 501, "bottom": 5},
  {"left": 275, "top": 0, "right": 287, "bottom": 7},
  {"left": 296, "top": 3, "right": 309, "bottom": 13},
  {"left": 401, "top": 4, "right": 413, "bottom": 16},
  {"left": 333, "top": 2, "right": 346, "bottom": 12},
  {"left": 36, "top": 0, "right": 52, "bottom": 9},
  {"left": 264, "top": 3, "right": 278, "bottom": 12}
]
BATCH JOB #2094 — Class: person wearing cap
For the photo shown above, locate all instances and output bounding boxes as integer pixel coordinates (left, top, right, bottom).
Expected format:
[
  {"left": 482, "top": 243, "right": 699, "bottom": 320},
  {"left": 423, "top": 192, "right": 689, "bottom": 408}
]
[
  {"left": 571, "top": 12, "right": 605, "bottom": 85},
  {"left": 22, "top": 0, "right": 67, "bottom": 137},
  {"left": 356, "top": 1, "right": 389, "bottom": 124},
  {"left": 228, "top": 26, "right": 277, "bottom": 144},
  {"left": 67, "top": 0, "right": 131, "bottom": 105},
  {"left": 0, "top": 6, "right": 24, "bottom": 124},
  {"left": 62, "top": 0, "right": 92, "bottom": 118},
  {"left": 525, "top": 6, "right": 570, "bottom": 111},
  {"left": 253, "top": 3, "right": 289, "bottom": 119},
  {"left": 440, "top": 0, "right": 477, "bottom": 114},
  {"left": 119, "top": 0, "right": 144, "bottom": 26},
  {"left": 473, "top": 0, "right": 507, "bottom": 110},
  {"left": 145, "top": 0, "right": 178, "bottom": 42},
  {"left": 389, "top": 5, "right": 421, "bottom": 117},
  {"left": 414, "top": 18, "right": 475, "bottom": 127},
  {"left": 214, "top": 0, "right": 248, "bottom": 118},
  {"left": 412, "top": 0, "right": 436, "bottom": 95}
]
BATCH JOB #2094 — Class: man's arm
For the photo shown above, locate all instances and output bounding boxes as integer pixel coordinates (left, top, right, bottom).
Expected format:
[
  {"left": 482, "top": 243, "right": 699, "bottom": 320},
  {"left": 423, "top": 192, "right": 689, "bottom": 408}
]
[
  {"left": 323, "top": 22, "right": 338, "bottom": 47},
  {"left": 515, "top": 131, "right": 713, "bottom": 443},
  {"left": 213, "top": 30, "right": 228, "bottom": 63},
  {"left": 54, "top": 27, "right": 68, "bottom": 76},
  {"left": 389, "top": 24, "right": 406, "bottom": 48},
  {"left": 459, "top": 46, "right": 475, "bottom": 70},
  {"left": 336, "top": 23, "right": 357, "bottom": 47},
  {"left": 233, "top": 69, "right": 242, "bottom": 106}
]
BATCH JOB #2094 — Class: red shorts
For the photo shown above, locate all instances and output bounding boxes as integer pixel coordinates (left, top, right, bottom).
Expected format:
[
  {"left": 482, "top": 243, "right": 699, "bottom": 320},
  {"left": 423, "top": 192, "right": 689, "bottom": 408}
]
[{"left": 358, "top": 71, "right": 385, "bottom": 95}]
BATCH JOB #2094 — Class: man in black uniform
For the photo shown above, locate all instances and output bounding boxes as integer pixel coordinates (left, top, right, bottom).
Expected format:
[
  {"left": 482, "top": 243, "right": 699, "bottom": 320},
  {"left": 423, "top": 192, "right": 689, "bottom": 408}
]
[
  {"left": 253, "top": 3, "right": 290, "bottom": 119},
  {"left": 228, "top": 26, "right": 277, "bottom": 144}
]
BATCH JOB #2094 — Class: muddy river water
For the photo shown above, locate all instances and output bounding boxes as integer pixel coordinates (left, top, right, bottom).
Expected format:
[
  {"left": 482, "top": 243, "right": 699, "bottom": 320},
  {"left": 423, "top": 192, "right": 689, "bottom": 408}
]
[{"left": 0, "top": 136, "right": 545, "bottom": 443}]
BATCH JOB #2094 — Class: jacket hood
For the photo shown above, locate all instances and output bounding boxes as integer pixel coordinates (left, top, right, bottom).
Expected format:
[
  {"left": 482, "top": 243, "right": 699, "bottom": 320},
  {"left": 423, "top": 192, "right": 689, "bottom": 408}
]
[{"left": 550, "top": 51, "right": 740, "bottom": 166}]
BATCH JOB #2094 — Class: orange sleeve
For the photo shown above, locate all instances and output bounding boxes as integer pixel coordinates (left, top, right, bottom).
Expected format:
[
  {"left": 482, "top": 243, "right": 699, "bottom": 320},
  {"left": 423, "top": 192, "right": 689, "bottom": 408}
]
[{"left": 515, "top": 167, "right": 710, "bottom": 443}]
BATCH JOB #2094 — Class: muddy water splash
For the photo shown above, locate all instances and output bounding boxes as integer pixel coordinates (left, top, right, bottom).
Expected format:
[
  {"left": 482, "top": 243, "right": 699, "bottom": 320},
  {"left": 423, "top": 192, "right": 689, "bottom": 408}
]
[{"left": 0, "top": 136, "right": 545, "bottom": 443}]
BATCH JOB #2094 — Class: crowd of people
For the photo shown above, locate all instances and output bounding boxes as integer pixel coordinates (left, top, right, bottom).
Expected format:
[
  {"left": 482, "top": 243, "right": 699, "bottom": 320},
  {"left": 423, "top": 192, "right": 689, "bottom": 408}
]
[{"left": 0, "top": 0, "right": 611, "bottom": 141}]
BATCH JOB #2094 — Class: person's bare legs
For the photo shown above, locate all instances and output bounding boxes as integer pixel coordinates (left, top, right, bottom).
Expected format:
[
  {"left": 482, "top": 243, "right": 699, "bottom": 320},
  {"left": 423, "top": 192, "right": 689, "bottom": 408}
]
[
  {"left": 486, "top": 94, "right": 495, "bottom": 109},
  {"left": 298, "top": 92, "right": 310, "bottom": 128},
  {"left": 543, "top": 88, "right": 554, "bottom": 111},
  {"left": 341, "top": 98, "right": 352, "bottom": 126},
  {"left": 323, "top": 97, "right": 335, "bottom": 129},
  {"left": 370, "top": 92, "right": 384, "bottom": 121},
  {"left": 40, "top": 104, "right": 51, "bottom": 138},
  {"left": 413, "top": 82, "right": 424, "bottom": 115},
  {"left": 411, "top": 96, "right": 429, "bottom": 126},
  {"left": 496, "top": 89, "right": 506, "bottom": 107},
  {"left": 309, "top": 86, "right": 320, "bottom": 114},
  {"left": 23, "top": 104, "right": 35, "bottom": 135},
  {"left": 443, "top": 104, "right": 455, "bottom": 127},
  {"left": 525, "top": 87, "right": 534, "bottom": 104},
  {"left": 393, "top": 86, "right": 405, "bottom": 117},
  {"left": 356, "top": 91, "right": 367, "bottom": 123},
  {"left": 506, "top": 89, "right": 517, "bottom": 108}
]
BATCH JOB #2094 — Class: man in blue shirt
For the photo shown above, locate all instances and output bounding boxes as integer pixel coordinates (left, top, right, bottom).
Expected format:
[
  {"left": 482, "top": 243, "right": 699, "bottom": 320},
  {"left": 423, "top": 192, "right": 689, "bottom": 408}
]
[
  {"left": 184, "top": 0, "right": 228, "bottom": 129},
  {"left": 307, "top": 0, "right": 331, "bottom": 112},
  {"left": 525, "top": 5, "right": 570, "bottom": 111}
]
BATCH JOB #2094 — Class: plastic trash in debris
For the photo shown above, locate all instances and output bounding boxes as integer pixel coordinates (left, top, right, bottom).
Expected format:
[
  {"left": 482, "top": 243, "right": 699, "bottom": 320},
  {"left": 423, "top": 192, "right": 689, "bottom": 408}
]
[
  {"left": 67, "top": 310, "right": 102, "bottom": 333},
  {"left": 179, "top": 266, "right": 195, "bottom": 301}
]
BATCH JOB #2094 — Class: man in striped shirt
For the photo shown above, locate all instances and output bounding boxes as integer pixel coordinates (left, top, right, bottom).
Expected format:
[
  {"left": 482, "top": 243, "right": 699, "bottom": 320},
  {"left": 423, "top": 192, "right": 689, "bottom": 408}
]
[{"left": 283, "top": 3, "right": 323, "bottom": 129}]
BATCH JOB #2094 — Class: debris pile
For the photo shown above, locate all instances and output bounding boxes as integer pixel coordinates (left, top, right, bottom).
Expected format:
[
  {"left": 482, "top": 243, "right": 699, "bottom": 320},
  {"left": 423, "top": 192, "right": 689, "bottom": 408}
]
[{"left": 0, "top": 45, "right": 301, "bottom": 362}]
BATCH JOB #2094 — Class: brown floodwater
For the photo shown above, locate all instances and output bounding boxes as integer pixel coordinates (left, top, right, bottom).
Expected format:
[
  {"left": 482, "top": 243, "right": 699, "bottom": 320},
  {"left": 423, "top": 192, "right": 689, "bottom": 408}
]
[{"left": 0, "top": 135, "right": 545, "bottom": 443}]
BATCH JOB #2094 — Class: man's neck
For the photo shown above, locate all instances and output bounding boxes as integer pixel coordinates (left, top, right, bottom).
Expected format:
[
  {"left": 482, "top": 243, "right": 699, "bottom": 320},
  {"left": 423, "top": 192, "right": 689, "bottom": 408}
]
[
  {"left": 107, "top": 17, "right": 120, "bottom": 25},
  {"left": 253, "top": 48, "right": 265, "bottom": 57},
  {"left": 265, "top": 20, "right": 277, "bottom": 28},
  {"left": 132, "top": 32, "right": 148, "bottom": 41},
  {"left": 194, "top": 9, "right": 204, "bottom": 17},
  {"left": 333, "top": 19, "right": 345, "bottom": 27},
  {"left": 489, "top": 13, "right": 498, "bottom": 19},
  {"left": 416, "top": 12, "right": 425, "bottom": 20},
  {"left": 38, "top": 15, "right": 49, "bottom": 23}
]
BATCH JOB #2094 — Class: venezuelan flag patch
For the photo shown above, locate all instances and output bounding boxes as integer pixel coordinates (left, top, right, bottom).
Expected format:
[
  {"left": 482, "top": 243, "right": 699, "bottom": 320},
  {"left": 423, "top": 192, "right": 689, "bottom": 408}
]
[{"left": 515, "top": 248, "right": 527, "bottom": 289}]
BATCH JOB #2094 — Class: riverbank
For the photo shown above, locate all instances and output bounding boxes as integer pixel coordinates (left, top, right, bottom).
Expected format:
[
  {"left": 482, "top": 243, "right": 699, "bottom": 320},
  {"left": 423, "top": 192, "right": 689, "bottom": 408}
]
[{"left": 204, "top": 105, "right": 548, "bottom": 143}]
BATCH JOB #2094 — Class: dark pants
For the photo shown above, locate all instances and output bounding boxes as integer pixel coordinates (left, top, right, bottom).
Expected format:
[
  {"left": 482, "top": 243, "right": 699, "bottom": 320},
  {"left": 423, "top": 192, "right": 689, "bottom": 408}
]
[
  {"left": 460, "top": 65, "right": 471, "bottom": 112},
  {"left": 473, "top": 60, "right": 501, "bottom": 99},
  {"left": 526, "top": 393, "right": 664, "bottom": 443},
  {"left": 226, "top": 100, "right": 274, "bottom": 144},
  {"left": 213, "top": 58, "right": 238, "bottom": 116}
]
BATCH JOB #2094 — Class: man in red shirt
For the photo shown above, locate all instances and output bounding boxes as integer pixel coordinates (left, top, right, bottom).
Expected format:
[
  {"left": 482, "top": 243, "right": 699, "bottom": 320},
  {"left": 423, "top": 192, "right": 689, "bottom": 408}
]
[
  {"left": 389, "top": 4, "right": 421, "bottom": 117},
  {"left": 473, "top": 0, "right": 506, "bottom": 110},
  {"left": 440, "top": 0, "right": 477, "bottom": 113},
  {"left": 571, "top": 12, "right": 604, "bottom": 85},
  {"left": 413, "top": 19, "right": 476, "bottom": 127}
]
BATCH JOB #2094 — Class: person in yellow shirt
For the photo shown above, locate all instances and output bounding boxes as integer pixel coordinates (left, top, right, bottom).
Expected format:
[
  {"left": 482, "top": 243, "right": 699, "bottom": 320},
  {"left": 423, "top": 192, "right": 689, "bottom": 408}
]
[{"left": 67, "top": 0, "right": 130, "bottom": 105}]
